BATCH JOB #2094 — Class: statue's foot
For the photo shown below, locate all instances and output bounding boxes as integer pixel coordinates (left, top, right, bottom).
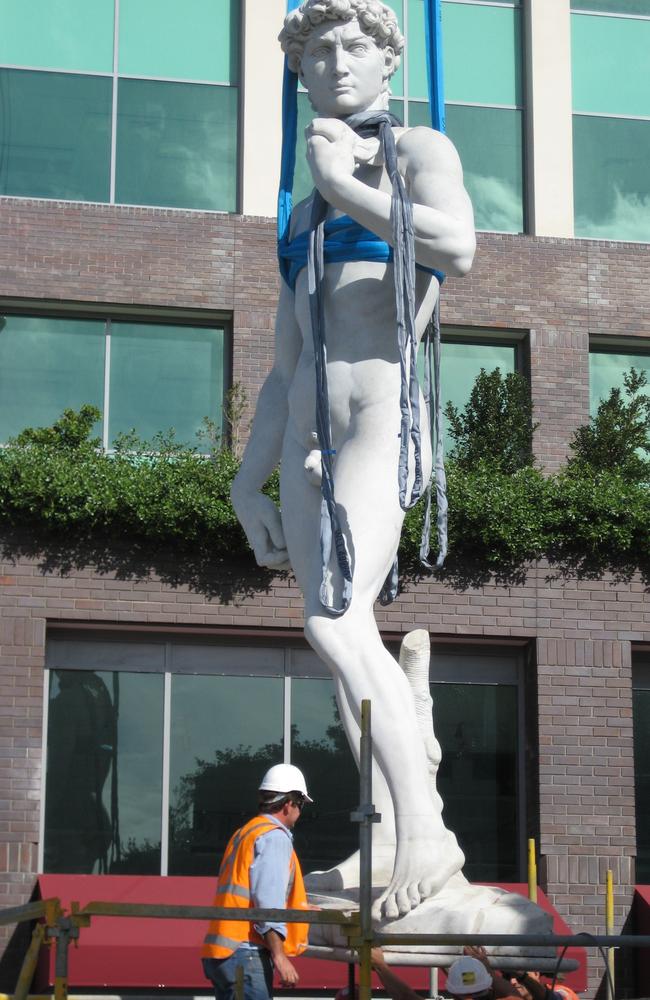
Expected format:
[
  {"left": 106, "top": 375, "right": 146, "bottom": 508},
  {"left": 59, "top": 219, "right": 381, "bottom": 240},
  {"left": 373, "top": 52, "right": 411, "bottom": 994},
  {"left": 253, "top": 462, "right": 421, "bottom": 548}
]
[
  {"left": 305, "top": 845, "right": 395, "bottom": 893},
  {"left": 373, "top": 834, "right": 465, "bottom": 920}
]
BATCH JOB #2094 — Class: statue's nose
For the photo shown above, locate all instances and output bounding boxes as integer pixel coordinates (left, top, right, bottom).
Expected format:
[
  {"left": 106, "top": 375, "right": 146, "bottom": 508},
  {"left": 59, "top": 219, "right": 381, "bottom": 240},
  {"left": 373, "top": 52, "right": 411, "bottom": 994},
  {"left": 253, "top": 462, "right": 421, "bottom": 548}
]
[{"left": 333, "top": 46, "right": 349, "bottom": 76}]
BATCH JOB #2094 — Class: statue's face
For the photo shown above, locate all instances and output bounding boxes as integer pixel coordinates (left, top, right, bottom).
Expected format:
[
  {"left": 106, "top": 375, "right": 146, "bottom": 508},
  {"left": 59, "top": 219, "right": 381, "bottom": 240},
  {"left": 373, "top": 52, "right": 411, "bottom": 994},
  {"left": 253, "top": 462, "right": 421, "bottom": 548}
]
[{"left": 298, "top": 18, "right": 394, "bottom": 118}]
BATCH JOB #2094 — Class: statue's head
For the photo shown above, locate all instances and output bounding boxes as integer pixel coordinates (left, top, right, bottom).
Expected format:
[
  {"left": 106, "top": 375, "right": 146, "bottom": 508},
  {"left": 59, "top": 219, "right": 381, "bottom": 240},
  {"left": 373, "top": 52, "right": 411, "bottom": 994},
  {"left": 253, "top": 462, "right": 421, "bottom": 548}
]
[{"left": 279, "top": 0, "right": 404, "bottom": 116}]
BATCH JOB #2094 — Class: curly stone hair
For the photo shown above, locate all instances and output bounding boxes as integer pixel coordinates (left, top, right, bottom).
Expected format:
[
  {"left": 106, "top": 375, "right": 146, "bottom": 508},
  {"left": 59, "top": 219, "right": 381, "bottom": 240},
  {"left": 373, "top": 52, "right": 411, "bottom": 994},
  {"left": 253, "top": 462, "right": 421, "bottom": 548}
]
[{"left": 279, "top": 0, "right": 404, "bottom": 75}]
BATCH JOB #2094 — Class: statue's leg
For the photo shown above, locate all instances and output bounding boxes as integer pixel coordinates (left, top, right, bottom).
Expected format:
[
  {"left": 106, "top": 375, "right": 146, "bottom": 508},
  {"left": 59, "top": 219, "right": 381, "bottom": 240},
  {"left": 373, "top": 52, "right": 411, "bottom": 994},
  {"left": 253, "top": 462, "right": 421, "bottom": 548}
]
[
  {"left": 305, "top": 677, "right": 397, "bottom": 892},
  {"left": 306, "top": 630, "right": 469, "bottom": 892},
  {"left": 280, "top": 427, "right": 464, "bottom": 918}
]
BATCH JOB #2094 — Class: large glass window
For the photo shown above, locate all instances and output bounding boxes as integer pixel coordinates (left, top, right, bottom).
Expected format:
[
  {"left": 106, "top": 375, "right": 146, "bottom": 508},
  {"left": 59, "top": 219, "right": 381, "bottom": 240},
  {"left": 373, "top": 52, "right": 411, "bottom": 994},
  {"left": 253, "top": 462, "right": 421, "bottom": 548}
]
[
  {"left": 169, "top": 672, "right": 284, "bottom": 874},
  {"left": 0, "top": 0, "right": 239, "bottom": 210},
  {"left": 428, "top": 644, "right": 523, "bottom": 881},
  {"left": 0, "top": 0, "right": 115, "bottom": 73},
  {"left": 115, "top": 80, "right": 238, "bottom": 212},
  {"left": 589, "top": 346, "right": 650, "bottom": 416},
  {"left": 118, "top": 0, "right": 238, "bottom": 83},
  {"left": 572, "top": 1, "right": 650, "bottom": 12},
  {"left": 634, "top": 655, "right": 650, "bottom": 883},
  {"left": 291, "top": 677, "right": 359, "bottom": 873},
  {"left": 418, "top": 328, "right": 521, "bottom": 447},
  {"left": 0, "top": 69, "right": 112, "bottom": 202},
  {"left": 0, "top": 316, "right": 105, "bottom": 440},
  {"left": 43, "top": 634, "right": 526, "bottom": 881},
  {"left": 0, "top": 313, "right": 226, "bottom": 448},
  {"left": 571, "top": 6, "right": 650, "bottom": 240},
  {"left": 409, "top": 0, "right": 525, "bottom": 234},
  {"left": 44, "top": 669, "right": 164, "bottom": 874}
]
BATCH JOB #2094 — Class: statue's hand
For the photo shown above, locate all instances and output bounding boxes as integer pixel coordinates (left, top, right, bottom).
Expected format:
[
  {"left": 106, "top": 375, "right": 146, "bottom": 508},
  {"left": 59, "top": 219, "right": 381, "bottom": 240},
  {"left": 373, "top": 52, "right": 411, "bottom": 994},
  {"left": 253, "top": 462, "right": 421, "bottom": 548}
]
[
  {"left": 306, "top": 118, "right": 358, "bottom": 198},
  {"left": 231, "top": 490, "right": 290, "bottom": 571}
]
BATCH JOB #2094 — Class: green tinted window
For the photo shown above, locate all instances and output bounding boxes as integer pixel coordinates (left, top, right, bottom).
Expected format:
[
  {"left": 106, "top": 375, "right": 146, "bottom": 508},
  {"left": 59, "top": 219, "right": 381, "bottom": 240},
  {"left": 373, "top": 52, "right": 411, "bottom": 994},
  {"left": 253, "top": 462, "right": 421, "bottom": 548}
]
[
  {"left": 572, "top": 1, "right": 650, "bottom": 12},
  {"left": 589, "top": 350, "right": 650, "bottom": 416},
  {"left": 434, "top": 681, "right": 518, "bottom": 880},
  {"left": 108, "top": 322, "right": 224, "bottom": 447},
  {"left": 573, "top": 115, "right": 650, "bottom": 241},
  {"left": 572, "top": 13, "right": 650, "bottom": 116},
  {"left": 115, "top": 79, "right": 237, "bottom": 210},
  {"left": 443, "top": 104, "right": 523, "bottom": 233},
  {"left": 0, "top": 0, "right": 114, "bottom": 72},
  {"left": 409, "top": 1, "right": 522, "bottom": 105},
  {"left": 417, "top": 336, "right": 518, "bottom": 447},
  {"left": 442, "top": 340, "right": 517, "bottom": 447},
  {"left": 292, "top": 92, "right": 316, "bottom": 206},
  {"left": 291, "top": 678, "right": 358, "bottom": 873},
  {"left": 0, "top": 316, "right": 105, "bottom": 441},
  {"left": 168, "top": 674, "right": 283, "bottom": 874},
  {"left": 45, "top": 670, "right": 164, "bottom": 874},
  {"left": 0, "top": 70, "right": 112, "bottom": 202},
  {"left": 118, "top": 0, "right": 239, "bottom": 83}
]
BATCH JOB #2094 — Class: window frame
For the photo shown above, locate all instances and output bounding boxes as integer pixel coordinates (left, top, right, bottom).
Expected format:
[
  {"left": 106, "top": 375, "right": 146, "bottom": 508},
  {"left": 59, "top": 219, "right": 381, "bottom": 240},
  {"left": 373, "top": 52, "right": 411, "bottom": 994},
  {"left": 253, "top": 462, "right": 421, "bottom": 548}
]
[
  {"left": 570, "top": 7, "right": 650, "bottom": 241},
  {"left": 588, "top": 337, "right": 650, "bottom": 414},
  {"left": 41, "top": 627, "right": 531, "bottom": 880},
  {"left": 0, "top": 0, "right": 242, "bottom": 212},
  {"left": 0, "top": 303, "right": 232, "bottom": 452}
]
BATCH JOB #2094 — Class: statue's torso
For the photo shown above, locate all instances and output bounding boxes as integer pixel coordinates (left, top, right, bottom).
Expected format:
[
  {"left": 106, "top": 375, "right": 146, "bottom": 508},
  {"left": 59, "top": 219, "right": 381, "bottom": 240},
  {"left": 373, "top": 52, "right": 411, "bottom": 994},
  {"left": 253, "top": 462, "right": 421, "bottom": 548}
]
[{"left": 287, "top": 128, "right": 439, "bottom": 449}]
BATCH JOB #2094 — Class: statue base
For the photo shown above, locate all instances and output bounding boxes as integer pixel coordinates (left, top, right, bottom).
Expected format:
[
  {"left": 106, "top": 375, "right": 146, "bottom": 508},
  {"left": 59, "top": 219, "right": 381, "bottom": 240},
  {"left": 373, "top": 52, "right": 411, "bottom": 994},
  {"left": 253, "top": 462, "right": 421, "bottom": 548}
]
[{"left": 306, "top": 883, "right": 579, "bottom": 973}]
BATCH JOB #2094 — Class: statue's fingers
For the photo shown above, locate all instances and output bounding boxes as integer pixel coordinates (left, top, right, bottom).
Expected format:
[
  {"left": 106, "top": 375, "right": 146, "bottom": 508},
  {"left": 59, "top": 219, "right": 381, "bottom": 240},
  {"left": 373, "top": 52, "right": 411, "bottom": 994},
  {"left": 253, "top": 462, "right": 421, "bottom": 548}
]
[
  {"left": 309, "top": 117, "right": 353, "bottom": 142},
  {"left": 262, "top": 548, "right": 291, "bottom": 571},
  {"left": 265, "top": 514, "right": 287, "bottom": 552}
]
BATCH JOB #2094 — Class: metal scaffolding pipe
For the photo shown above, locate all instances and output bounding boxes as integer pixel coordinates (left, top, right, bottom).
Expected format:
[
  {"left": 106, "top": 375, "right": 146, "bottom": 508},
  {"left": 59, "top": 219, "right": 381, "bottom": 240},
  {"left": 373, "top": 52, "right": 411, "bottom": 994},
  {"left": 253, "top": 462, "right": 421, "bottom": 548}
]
[{"left": 375, "top": 932, "right": 650, "bottom": 948}]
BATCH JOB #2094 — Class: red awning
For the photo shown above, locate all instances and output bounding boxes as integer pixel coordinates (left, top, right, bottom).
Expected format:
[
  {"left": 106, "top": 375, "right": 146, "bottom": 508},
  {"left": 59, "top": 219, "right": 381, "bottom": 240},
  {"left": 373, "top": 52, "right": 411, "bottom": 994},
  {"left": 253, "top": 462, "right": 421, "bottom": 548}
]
[{"left": 35, "top": 876, "right": 586, "bottom": 992}]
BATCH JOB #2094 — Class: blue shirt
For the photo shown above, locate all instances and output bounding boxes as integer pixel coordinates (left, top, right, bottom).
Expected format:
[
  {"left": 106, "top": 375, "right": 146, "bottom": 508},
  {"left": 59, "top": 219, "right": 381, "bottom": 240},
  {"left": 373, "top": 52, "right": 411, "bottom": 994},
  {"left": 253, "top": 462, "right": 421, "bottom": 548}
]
[{"left": 241, "top": 814, "right": 294, "bottom": 945}]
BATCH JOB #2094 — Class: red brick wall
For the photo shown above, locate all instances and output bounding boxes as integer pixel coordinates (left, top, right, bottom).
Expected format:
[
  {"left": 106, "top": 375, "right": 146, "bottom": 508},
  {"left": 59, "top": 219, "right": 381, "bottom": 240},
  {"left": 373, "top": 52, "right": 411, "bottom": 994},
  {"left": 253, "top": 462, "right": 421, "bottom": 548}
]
[{"left": 1, "top": 197, "right": 650, "bottom": 994}]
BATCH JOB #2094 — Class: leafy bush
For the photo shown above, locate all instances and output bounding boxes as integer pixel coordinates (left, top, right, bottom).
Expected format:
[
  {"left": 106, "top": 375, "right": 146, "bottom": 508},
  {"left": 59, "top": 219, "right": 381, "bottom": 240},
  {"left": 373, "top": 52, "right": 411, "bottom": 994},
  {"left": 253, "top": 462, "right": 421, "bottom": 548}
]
[
  {"left": 1, "top": 378, "right": 649, "bottom": 592},
  {"left": 567, "top": 367, "right": 649, "bottom": 481},
  {"left": 445, "top": 368, "right": 538, "bottom": 473},
  {"left": 0, "top": 406, "right": 244, "bottom": 555}
]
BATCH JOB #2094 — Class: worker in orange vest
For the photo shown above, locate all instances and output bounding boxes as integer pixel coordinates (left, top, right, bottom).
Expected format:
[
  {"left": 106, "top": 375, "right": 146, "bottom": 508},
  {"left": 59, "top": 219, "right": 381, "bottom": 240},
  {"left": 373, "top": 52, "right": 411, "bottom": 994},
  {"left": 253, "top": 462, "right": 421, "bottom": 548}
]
[{"left": 201, "top": 764, "right": 313, "bottom": 1000}]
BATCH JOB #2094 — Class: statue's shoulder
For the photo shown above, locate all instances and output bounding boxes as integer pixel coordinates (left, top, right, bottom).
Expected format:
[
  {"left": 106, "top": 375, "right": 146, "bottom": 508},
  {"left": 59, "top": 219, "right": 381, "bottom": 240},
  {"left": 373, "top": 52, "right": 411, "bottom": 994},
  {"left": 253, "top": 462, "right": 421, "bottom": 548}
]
[{"left": 396, "top": 125, "right": 462, "bottom": 175}]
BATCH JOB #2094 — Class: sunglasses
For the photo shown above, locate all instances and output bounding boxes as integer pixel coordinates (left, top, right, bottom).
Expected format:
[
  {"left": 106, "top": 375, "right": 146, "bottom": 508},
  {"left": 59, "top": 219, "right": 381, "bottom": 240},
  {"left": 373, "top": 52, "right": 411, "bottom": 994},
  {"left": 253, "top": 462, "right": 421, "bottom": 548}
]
[{"left": 290, "top": 795, "right": 306, "bottom": 811}]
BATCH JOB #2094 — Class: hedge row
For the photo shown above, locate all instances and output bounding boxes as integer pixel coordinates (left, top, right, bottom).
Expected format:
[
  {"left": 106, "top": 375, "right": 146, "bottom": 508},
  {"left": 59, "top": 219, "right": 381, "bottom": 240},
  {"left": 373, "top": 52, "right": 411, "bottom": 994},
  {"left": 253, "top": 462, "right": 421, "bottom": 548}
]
[{"left": 0, "top": 406, "right": 648, "bottom": 590}]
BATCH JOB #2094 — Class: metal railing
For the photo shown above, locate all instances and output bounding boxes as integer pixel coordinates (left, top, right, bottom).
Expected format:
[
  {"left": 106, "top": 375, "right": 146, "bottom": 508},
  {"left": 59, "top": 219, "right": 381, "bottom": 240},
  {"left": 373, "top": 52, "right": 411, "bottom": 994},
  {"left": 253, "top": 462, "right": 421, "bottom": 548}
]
[{"left": 0, "top": 699, "right": 645, "bottom": 1000}]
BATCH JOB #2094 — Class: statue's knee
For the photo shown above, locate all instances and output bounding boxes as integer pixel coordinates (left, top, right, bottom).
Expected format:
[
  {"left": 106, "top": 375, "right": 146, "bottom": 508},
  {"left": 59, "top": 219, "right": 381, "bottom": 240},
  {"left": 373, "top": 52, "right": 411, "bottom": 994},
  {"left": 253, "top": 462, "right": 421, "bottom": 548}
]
[{"left": 304, "top": 613, "right": 349, "bottom": 660}]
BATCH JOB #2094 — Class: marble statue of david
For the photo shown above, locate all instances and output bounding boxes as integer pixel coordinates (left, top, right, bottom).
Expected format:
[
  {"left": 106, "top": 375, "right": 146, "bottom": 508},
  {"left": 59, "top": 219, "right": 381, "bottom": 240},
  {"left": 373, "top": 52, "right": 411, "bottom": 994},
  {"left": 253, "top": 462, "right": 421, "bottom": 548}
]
[{"left": 231, "top": 0, "right": 476, "bottom": 921}]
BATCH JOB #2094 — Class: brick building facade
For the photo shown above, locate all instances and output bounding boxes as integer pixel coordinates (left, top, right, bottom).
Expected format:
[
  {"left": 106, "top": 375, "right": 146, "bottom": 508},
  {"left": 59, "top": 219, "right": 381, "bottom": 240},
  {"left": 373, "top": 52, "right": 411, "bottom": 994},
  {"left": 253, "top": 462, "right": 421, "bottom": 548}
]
[{"left": 1, "top": 196, "right": 649, "bottom": 994}]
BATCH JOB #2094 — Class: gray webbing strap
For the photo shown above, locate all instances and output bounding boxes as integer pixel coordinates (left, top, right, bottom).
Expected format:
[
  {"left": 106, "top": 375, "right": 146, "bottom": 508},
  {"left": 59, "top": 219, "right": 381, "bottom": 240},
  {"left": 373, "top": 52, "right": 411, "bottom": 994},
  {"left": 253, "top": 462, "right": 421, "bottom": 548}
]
[
  {"left": 308, "top": 191, "right": 353, "bottom": 616},
  {"left": 419, "top": 300, "right": 448, "bottom": 569},
  {"left": 307, "top": 111, "right": 447, "bottom": 614}
]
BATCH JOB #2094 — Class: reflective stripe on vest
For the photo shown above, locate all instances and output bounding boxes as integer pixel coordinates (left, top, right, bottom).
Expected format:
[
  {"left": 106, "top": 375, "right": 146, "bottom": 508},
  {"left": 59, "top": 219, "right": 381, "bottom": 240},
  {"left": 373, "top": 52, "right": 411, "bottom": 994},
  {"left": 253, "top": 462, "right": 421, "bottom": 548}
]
[{"left": 201, "top": 815, "right": 309, "bottom": 961}]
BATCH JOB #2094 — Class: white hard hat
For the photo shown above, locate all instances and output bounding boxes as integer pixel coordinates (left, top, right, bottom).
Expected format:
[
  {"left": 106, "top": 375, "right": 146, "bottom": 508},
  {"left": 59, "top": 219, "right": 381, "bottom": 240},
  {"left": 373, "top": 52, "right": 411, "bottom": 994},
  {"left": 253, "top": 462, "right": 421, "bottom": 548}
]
[
  {"left": 446, "top": 957, "right": 492, "bottom": 996},
  {"left": 259, "top": 763, "right": 313, "bottom": 803}
]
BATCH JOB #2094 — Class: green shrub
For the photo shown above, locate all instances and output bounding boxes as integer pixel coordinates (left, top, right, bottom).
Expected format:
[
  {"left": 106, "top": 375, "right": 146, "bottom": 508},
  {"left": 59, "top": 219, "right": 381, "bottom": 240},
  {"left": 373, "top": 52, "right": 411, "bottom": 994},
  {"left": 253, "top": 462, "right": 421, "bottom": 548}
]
[
  {"left": 1, "top": 393, "right": 648, "bottom": 591},
  {"left": 567, "top": 368, "right": 649, "bottom": 481},
  {"left": 444, "top": 368, "right": 538, "bottom": 474}
]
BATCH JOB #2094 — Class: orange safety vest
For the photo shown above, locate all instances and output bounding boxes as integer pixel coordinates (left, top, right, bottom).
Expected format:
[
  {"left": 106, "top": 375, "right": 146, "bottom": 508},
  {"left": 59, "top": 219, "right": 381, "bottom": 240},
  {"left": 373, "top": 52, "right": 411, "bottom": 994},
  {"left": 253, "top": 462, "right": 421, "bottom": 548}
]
[
  {"left": 554, "top": 987, "right": 580, "bottom": 1000},
  {"left": 201, "top": 815, "right": 309, "bottom": 960}
]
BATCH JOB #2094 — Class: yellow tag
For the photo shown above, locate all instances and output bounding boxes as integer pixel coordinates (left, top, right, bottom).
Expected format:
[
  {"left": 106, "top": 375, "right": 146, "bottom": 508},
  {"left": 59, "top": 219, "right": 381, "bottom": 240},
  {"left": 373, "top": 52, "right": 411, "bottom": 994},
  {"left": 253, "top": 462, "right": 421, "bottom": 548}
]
[{"left": 461, "top": 973, "right": 477, "bottom": 985}]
